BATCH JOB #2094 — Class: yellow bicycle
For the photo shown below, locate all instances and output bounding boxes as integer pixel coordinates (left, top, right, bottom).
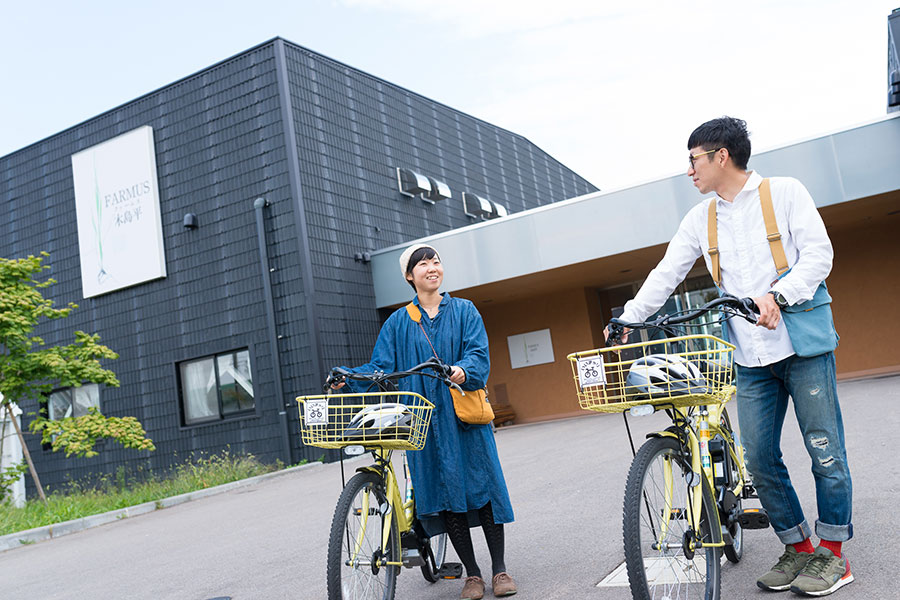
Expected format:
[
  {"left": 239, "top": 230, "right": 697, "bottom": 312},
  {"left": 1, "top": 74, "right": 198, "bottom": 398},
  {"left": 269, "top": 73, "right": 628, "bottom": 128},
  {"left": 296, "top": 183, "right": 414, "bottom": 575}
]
[
  {"left": 568, "top": 295, "right": 769, "bottom": 600},
  {"left": 297, "top": 358, "right": 462, "bottom": 600}
]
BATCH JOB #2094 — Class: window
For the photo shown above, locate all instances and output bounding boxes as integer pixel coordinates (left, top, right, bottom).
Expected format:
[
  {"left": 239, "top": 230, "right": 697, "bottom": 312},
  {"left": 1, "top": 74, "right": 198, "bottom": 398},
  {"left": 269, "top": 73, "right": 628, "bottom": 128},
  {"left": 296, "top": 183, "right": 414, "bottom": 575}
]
[
  {"left": 179, "top": 349, "right": 254, "bottom": 425},
  {"left": 48, "top": 384, "right": 100, "bottom": 420},
  {"left": 601, "top": 272, "right": 721, "bottom": 359},
  {"left": 43, "top": 384, "right": 101, "bottom": 450}
]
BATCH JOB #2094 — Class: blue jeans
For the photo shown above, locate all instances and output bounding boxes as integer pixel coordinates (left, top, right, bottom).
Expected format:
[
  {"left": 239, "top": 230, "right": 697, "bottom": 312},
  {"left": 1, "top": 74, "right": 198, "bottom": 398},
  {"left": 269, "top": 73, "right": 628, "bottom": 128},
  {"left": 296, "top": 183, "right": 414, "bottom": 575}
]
[{"left": 735, "top": 352, "right": 853, "bottom": 544}]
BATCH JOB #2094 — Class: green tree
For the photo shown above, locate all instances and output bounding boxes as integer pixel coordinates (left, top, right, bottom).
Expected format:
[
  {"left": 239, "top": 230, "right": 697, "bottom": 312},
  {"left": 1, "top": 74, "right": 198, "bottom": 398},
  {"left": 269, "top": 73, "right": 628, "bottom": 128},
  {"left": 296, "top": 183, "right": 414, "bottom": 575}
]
[{"left": 0, "top": 253, "right": 155, "bottom": 502}]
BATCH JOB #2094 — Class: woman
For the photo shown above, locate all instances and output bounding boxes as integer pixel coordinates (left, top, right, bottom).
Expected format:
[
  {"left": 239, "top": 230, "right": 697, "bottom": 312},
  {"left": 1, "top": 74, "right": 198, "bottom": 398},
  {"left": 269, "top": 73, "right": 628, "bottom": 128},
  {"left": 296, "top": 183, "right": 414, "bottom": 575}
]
[{"left": 336, "top": 243, "right": 516, "bottom": 599}]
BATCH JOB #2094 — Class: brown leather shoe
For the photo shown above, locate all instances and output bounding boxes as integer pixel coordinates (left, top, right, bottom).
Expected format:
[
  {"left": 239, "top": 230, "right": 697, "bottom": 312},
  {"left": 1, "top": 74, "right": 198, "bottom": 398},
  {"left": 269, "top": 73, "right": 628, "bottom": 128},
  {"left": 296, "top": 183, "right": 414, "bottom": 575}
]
[
  {"left": 492, "top": 572, "right": 517, "bottom": 596},
  {"left": 461, "top": 575, "right": 486, "bottom": 599}
]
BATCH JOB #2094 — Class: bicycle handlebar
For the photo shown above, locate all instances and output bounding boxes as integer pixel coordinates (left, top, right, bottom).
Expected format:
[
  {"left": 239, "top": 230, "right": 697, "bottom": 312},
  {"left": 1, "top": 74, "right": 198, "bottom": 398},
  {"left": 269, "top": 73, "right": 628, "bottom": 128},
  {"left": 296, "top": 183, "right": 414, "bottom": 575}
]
[
  {"left": 606, "top": 294, "right": 759, "bottom": 346},
  {"left": 324, "top": 357, "right": 460, "bottom": 393}
]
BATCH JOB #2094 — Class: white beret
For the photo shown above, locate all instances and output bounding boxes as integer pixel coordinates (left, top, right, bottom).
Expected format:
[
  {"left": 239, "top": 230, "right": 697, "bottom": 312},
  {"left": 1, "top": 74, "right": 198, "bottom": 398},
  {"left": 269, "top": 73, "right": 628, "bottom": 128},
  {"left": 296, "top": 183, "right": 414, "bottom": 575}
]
[{"left": 399, "top": 243, "right": 440, "bottom": 279}]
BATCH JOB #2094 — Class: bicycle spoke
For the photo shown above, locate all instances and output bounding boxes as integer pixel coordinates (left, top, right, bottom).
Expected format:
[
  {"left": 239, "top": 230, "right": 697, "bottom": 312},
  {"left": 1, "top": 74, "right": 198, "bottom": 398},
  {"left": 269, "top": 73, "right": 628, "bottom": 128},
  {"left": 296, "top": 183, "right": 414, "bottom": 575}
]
[
  {"left": 328, "top": 472, "right": 397, "bottom": 599},
  {"left": 625, "top": 438, "right": 720, "bottom": 600}
]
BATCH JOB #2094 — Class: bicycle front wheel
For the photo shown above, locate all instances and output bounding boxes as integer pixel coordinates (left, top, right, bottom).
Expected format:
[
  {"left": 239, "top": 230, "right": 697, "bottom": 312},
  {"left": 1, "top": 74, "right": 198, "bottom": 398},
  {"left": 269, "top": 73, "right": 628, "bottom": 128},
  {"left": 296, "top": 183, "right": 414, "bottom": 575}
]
[
  {"left": 623, "top": 436, "right": 722, "bottom": 600},
  {"left": 327, "top": 471, "right": 399, "bottom": 600}
]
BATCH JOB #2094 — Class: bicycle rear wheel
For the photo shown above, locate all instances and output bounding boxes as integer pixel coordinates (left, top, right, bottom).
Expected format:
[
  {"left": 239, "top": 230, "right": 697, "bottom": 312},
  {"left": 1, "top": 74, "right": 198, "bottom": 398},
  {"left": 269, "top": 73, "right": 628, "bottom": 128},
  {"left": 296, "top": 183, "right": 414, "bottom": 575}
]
[
  {"left": 327, "top": 471, "right": 399, "bottom": 600},
  {"left": 623, "top": 436, "right": 722, "bottom": 600}
]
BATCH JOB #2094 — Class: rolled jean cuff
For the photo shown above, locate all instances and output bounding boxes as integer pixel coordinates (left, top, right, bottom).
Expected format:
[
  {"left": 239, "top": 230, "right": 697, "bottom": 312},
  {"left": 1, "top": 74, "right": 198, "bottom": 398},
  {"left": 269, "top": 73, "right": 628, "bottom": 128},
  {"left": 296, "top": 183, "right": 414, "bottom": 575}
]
[
  {"left": 816, "top": 520, "right": 853, "bottom": 542},
  {"left": 775, "top": 520, "right": 813, "bottom": 545}
]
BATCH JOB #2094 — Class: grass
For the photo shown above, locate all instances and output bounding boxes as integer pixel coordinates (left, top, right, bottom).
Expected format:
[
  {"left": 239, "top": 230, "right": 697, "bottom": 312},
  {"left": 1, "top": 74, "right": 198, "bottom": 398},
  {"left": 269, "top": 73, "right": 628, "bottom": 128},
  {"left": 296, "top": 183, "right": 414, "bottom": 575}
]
[{"left": 0, "top": 451, "right": 295, "bottom": 536}]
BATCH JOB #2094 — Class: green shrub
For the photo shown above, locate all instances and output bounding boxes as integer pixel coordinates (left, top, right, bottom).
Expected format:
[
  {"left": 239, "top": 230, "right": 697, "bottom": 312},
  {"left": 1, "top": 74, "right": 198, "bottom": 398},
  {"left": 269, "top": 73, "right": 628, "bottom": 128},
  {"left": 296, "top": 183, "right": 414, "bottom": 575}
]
[{"left": 0, "top": 451, "right": 286, "bottom": 536}]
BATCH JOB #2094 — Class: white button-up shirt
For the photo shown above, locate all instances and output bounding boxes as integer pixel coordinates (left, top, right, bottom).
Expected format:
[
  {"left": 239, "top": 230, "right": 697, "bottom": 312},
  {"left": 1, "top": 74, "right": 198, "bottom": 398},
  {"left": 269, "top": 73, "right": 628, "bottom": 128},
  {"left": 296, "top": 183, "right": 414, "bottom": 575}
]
[{"left": 620, "top": 171, "right": 834, "bottom": 367}]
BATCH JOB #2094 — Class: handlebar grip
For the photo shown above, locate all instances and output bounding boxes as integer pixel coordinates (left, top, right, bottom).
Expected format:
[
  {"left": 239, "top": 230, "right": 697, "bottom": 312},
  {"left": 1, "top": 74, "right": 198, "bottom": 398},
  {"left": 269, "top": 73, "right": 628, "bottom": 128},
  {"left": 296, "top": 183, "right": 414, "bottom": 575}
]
[
  {"left": 741, "top": 297, "right": 760, "bottom": 315},
  {"left": 606, "top": 319, "right": 626, "bottom": 345},
  {"left": 424, "top": 357, "right": 453, "bottom": 378},
  {"left": 324, "top": 367, "right": 350, "bottom": 389}
]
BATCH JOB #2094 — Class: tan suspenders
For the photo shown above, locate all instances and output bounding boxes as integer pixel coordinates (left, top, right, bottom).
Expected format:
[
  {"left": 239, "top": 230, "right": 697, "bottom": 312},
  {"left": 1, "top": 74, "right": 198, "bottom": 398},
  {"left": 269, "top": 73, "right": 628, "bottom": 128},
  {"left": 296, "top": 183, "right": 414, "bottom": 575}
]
[
  {"left": 707, "top": 178, "right": 790, "bottom": 286},
  {"left": 707, "top": 200, "right": 721, "bottom": 286}
]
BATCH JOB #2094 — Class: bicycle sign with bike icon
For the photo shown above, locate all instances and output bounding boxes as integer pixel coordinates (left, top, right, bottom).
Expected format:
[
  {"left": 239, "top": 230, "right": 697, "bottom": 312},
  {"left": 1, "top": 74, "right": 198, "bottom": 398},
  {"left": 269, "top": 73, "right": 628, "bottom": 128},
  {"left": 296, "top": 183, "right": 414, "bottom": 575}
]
[
  {"left": 304, "top": 398, "right": 329, "bottom": 426},
  {"left": 576, "top": 356, "right": 606, "bottom": 387}
]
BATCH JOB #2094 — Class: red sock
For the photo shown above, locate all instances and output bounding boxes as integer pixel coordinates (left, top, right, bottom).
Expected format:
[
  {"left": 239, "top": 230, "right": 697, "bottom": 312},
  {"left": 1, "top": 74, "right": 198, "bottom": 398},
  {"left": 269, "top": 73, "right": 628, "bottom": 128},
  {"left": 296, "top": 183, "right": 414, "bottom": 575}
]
[
  {"left": 792, "top": 538, "right": 815, "bottom": 554},
  {"left": 818, "top": 539, "right": 842, "bottom": 557}
]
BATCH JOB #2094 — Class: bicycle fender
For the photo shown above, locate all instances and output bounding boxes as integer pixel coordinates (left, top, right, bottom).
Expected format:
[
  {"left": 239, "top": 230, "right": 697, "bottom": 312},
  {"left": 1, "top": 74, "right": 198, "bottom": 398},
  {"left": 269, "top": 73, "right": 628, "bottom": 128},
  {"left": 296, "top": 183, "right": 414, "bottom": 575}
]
[
  {"left": 356, "top": 465, "right": 381, "bottom": 476},
  {"left": 646, "top": 430, "right": 680, "bottom": 441}
]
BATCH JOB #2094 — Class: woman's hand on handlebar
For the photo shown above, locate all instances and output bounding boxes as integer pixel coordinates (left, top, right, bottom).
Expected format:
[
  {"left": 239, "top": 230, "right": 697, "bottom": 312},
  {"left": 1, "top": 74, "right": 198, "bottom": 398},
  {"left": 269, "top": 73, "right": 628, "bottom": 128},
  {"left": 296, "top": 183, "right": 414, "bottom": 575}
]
[
  {"left": 324, "top": 367, "right": 349, "bottom": 391},
  {"left": 448, "top": 365, "right": 467, "bottom": 385}
]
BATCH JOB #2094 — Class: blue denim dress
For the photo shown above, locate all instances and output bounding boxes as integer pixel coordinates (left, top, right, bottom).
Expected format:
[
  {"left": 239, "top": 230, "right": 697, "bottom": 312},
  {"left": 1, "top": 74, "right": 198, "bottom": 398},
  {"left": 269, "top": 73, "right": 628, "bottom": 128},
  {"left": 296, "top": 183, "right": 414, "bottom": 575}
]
[{"left": 343, "top": 293, "right": 514, "bottom": 534}]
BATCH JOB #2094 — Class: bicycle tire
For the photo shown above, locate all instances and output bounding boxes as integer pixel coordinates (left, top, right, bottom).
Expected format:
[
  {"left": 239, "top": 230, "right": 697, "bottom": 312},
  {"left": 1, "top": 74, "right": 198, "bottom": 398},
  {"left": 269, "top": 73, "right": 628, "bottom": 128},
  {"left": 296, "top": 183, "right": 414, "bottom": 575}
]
[
  {"left": 719, "top": 409, "right": 743, "bottom": 564},
  {"left": 419, "top": 532, "right": 448, "bottom": 582},
  {"left": 623, "top": 436, "right": 722, "bottom": 600},
  {"left": 327, "top": 471, "right": 399, "bottom": 600}
]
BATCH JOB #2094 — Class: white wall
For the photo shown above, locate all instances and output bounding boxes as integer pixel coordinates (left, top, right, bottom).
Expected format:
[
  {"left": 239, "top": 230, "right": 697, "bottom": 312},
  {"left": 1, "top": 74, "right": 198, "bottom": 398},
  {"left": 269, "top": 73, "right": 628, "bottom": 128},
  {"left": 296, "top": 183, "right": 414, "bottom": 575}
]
[{"left": 1, "top": 398, "right": 26, "bottom": 508}]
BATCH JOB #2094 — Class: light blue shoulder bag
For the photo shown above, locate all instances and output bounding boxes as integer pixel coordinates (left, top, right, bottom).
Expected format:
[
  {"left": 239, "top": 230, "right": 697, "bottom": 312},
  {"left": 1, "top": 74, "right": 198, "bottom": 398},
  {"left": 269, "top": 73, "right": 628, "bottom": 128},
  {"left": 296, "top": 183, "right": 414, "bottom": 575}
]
[{"left": 707, "top": 179, "right": 838, "bottom": 357}]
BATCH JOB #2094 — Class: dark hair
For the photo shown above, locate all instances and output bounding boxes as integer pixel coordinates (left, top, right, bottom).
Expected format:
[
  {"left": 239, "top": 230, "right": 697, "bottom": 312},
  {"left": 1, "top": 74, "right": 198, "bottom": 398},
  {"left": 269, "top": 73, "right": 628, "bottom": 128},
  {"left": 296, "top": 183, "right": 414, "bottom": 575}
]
[
  {"left": 405, "top": 246, "right": 438, "bottom": 291},
  {"left": 687, "top": 116, "right": 751, "bottom": 170}
]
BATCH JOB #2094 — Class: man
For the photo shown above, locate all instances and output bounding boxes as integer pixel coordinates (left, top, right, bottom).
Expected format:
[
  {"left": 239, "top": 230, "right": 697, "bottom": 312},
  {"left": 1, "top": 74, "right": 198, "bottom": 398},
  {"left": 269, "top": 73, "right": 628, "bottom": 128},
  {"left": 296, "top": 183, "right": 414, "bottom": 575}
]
[{"left": 614, "top": 117, "right": 853, "bottom": 596}]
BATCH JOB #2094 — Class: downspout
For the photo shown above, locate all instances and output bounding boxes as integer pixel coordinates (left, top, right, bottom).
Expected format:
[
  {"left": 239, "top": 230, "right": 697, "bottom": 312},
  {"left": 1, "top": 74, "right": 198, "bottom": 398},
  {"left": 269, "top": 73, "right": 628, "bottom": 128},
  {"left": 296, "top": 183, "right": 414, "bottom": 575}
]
[{"left": 254, "top": 198, "right": 293, "bottom": 465}]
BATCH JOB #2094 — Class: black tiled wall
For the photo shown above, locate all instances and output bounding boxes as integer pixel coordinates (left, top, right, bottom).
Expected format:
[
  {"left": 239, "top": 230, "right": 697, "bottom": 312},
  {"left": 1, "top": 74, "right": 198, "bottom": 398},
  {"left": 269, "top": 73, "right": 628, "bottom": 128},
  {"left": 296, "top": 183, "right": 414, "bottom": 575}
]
[{"left": 0, "top": 38, "right": 597, "bottom": 491}]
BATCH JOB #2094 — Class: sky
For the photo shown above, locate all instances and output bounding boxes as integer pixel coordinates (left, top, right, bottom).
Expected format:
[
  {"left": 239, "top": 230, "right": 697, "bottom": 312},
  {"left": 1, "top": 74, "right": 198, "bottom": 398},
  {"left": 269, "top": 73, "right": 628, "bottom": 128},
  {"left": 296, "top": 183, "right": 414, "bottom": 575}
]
[{"left": 1, "top": 0, "right": 897, "bottom": 190}]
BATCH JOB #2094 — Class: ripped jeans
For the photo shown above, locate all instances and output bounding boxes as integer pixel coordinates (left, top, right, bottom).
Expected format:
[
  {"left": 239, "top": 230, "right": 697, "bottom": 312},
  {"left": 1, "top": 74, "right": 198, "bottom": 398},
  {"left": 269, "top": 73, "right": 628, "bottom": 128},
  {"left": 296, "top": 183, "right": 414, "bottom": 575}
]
[{"left": 735, "top": 351, "right": 853, "bottom": 544}]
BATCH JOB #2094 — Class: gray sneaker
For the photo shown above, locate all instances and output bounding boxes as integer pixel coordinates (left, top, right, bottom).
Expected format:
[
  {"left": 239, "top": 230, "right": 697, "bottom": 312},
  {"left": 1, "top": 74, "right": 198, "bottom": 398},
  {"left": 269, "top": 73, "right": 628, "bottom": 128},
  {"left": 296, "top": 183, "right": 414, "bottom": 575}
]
[
  {"left": 757, "top": 546, "right": 812, "bottom": 591},
  {"left": 789, "top": 546, "right": 854, "bottom": 596}
]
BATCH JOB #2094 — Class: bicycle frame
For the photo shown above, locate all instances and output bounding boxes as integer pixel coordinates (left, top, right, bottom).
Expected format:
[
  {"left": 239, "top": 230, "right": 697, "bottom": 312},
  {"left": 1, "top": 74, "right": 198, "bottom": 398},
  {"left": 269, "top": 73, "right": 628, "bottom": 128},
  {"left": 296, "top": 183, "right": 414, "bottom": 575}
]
[
  {"left": 349, "top": 447, "right": 414, "bottom": 568},
  {"left": 645, "top": 394, "right": 746, "bottom": 552}
]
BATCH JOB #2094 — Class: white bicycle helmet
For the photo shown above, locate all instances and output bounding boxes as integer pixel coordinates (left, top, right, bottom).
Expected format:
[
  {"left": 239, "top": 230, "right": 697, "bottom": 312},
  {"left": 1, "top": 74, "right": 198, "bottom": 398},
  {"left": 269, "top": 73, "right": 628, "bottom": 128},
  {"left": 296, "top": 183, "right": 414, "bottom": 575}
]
[
  {"left": 343, "top": 403, "right": 413, "bottom": 440},
  {"left": 694, "top": 356, "right": 731, "bottom": 387},
  {"left": 626, "top": 354, "right": 708, "bottom": 399}
]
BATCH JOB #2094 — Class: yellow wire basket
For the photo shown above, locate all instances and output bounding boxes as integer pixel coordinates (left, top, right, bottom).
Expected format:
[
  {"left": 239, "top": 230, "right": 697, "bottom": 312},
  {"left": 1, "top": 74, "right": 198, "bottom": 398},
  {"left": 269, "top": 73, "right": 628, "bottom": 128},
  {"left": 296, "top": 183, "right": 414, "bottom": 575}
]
[
  {"left": 296, "top": 391, "right": 434, "bottom": 450},
  {"left": 567, "top": 334, "right": 736, "bottom": 414}
]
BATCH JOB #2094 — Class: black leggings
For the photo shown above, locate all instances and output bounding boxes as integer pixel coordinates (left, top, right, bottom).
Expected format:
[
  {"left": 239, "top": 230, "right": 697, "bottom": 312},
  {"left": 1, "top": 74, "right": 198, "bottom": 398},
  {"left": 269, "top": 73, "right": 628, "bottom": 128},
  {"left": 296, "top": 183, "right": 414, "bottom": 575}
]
[{"left": 442, "top": 502, "right": 506, "bottom": 578}]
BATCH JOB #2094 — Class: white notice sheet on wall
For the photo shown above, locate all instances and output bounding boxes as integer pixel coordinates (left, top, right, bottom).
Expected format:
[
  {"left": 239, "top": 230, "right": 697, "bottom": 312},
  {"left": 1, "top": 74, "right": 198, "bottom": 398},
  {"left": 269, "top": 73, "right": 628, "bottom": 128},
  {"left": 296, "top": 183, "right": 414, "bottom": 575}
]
[{"left": 507, "top": 329, "right": 555, "bottom": 369}]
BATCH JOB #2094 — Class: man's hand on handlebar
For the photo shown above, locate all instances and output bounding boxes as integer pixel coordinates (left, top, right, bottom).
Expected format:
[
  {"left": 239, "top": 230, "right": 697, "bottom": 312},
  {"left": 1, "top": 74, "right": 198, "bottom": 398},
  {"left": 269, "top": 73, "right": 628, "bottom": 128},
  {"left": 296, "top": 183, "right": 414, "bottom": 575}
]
[
  {"left": 751, "top": 293, "right": 781, "bottom": 330},
  {"left": 603, "top": 320, "right": 631, "bottom": 346}
]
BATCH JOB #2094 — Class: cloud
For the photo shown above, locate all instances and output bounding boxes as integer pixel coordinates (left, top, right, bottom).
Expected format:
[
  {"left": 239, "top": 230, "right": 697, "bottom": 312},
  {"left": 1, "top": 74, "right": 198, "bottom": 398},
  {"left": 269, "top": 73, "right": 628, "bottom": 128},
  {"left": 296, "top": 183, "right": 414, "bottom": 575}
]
[{"left": 336, "top": 0, "right": 895, "bottom": 187}]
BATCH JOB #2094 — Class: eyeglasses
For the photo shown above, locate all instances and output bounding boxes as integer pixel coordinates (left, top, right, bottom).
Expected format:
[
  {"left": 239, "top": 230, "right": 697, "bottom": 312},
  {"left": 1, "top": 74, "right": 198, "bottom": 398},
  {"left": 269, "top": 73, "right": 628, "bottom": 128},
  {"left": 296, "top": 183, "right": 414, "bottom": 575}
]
[{"left": 689, "top": 148, "right": 721, "bottom": 169}]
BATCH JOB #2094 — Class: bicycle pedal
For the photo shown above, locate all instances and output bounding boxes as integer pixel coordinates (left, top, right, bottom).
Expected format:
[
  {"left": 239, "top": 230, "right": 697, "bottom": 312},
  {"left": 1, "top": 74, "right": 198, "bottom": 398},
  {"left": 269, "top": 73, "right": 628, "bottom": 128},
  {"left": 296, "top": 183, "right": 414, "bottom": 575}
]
[
  {"left": 437, "top": 562, "right": 463, "bottom": 579},
  {"left": 401, "top": 548, "right": 425, "bottom": 568},
  {"left": 736, "top": 507, "right": 770, "bottom": 529}
]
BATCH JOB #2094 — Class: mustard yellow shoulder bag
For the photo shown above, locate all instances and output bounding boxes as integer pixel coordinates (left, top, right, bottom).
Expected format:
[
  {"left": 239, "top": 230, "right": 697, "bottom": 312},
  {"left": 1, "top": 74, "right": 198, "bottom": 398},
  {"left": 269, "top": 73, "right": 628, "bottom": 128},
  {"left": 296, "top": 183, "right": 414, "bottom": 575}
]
[{"left": 405, "top": 303, "right": 494, "bottom": 425}]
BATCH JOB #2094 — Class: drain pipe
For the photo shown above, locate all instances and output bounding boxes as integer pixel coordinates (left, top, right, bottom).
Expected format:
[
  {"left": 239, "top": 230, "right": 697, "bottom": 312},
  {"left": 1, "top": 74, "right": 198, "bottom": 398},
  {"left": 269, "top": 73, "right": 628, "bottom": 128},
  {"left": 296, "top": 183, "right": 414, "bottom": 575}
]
[{"left": 254, "top": 197, "right": 293, "bottom": 465}]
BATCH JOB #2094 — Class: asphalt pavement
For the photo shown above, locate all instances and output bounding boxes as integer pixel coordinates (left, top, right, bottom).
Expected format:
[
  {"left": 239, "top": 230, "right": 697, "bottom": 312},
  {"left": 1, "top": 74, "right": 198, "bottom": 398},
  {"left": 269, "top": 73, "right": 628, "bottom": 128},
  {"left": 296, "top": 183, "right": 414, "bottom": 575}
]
[{"left": 0, "top": 375, "right": 897, "bottom": 600}]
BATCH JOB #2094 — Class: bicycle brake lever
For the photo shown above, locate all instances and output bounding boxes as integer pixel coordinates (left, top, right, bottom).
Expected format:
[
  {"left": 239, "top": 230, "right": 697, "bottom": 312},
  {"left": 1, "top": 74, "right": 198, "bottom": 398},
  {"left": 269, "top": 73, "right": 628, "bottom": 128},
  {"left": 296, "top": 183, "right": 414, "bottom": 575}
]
[{"left": 739, "top": 297, "right": 760, "bottom": 322}]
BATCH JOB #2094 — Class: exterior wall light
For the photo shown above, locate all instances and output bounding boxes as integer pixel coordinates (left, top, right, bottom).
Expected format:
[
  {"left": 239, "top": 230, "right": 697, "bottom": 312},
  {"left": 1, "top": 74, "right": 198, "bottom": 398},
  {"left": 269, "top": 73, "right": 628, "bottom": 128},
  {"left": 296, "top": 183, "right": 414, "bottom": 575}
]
[{"left": 183, "top": 213, "right": 199, "bottom": 229}]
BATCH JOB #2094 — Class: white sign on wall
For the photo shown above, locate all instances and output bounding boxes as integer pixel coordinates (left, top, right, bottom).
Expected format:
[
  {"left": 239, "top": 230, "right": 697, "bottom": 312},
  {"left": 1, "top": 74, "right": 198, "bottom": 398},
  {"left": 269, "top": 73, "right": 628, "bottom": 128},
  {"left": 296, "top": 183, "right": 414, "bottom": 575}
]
[
  {"left": 71, "top": 126, "right": 166, "bottom": 298},
  {"left": 507, "top": 328, "right": 555, "bottom": 369}
]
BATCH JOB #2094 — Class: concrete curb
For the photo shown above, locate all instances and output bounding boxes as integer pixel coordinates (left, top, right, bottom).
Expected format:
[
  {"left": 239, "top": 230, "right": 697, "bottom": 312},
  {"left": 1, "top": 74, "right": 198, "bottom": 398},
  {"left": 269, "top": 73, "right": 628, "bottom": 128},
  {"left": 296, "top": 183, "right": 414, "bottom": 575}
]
[{"left": 0, "top": 461, "right": 322, "bottom": 553}]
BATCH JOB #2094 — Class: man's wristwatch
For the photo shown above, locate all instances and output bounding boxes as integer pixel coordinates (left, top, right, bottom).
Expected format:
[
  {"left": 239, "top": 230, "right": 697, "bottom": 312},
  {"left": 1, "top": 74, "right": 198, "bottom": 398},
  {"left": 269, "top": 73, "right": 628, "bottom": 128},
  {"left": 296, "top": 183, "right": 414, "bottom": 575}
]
[{"left": 768, "top": 290, "right": 789, "bottom": 309}]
